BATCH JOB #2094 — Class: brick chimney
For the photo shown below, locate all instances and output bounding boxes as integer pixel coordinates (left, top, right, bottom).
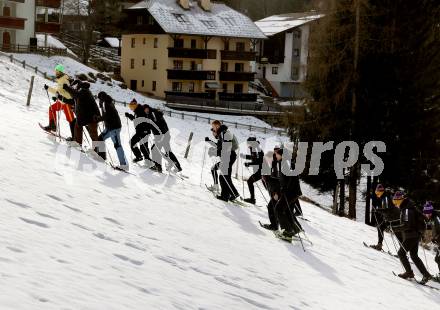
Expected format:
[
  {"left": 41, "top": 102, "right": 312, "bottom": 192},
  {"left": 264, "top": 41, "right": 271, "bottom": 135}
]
[
  {"left": 178, "top": 0, "right": 190, "bottom": 10},
  {"left": 198, "top": 0, "right": 212, "bottom": 11}
]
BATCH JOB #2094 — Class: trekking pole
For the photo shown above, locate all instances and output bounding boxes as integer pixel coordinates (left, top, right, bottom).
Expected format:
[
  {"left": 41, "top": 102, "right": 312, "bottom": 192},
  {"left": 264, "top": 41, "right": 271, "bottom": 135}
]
[
  {"left": 246, "top": 165, "right": 269, "bottom": 204},
  {"left": 45, "top": 90, "right": 58, "bottom": 139},
  {"left": 98, "top": 125, "right": 115, "bottom": 167},
  {"left": 241, "top": 157, "right": 245, "bottom": 198},
  {"left": 422, "top": 245, "right": 431, "bottom": 274},
  {"left": 284, "top": 195, "right": 306, "bottom": 252},
  {"left": 373, "top": 211, "right": 392, "bottom": 254},
  {"left": 389, "top": 225, "right": 410, "bottom": 272},
  {"left": 125, "top": 117, "right": 133, "bottom": 162},
  {"left": 200, "top": 144, "right": 207, "bottom": 186}
]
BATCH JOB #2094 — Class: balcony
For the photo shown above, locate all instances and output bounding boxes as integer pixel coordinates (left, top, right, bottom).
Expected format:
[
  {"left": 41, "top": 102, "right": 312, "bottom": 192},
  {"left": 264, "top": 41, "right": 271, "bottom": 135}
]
[
  {"left": 168, "top": 47, "right": 216, "bottom": 59},
  {"left": 7, "top": 0, "right": 25, "bottom": 3},
  {"left": 219, "top": 92, "right": 257, "bottom": 102},
  {"left": 219, "top": 71, "right": 256, "bottom": 81},
  {"left": 221, "top": 50, "right": 256, "bottom": 61},
  {"left": 36, "top": 0, "right": 61, "bottom": 8},
  {"left": 167, "top": 69, "right": 216, "bottom": 81},
  {"left": 0, "top": 16, "right": 26, "bottom": 30},
  {"left": 165, "top": 91, "right": 216, "bottom": 100},
  {"left": 35, "top": 21, "right": 61, "bottom": 34}
]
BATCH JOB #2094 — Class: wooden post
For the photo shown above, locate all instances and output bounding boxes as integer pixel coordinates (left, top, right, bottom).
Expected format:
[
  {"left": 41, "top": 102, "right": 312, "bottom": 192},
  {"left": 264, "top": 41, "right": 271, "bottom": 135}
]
[
  {"left": 26, "top": 76, "right": 35, "bottom": 106},
  {"left": 22, "top": 60, "right": 26, "bottom": 68},
  {"left": 184, "top": 132, "right": 194, "bottom": 159}
]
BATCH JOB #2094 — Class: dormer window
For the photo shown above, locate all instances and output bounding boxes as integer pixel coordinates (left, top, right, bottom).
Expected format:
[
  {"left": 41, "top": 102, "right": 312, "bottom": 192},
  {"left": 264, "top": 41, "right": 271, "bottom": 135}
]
[
  {"left": 201, "top": 19, "right": 216, "bottom": 29},
  {"left": 173, "top": 13, "right": 190, "bottom": 24}
]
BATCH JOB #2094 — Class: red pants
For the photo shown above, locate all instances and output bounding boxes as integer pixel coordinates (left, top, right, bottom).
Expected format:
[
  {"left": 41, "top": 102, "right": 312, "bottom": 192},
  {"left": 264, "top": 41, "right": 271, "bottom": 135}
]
[{"left": 48, "top": 100, "right": 75, "bottom": 124}]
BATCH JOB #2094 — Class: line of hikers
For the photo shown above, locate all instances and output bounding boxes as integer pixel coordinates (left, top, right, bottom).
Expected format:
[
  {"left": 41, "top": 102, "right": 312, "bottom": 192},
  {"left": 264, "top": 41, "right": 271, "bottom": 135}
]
[
  {"left": 42, "top": 64, "right": 181, "bottom": 173},
  {"left": 367, "top": 184, "right": 440, "bottom": 284}
]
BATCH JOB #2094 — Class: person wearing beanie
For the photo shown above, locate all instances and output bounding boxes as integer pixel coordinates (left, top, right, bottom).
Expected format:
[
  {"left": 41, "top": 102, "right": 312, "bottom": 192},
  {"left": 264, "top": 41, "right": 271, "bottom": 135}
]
[
  {"left": 423, "top": 202, "right": 440, "bottom": 281},
  {"left": 125, "top": 100, "right": 154, "bottom": 168},
  {"left": 95, "top": 92, "right": 128, "bottom": 170},
  {"left": 63, "top": 81, "right": 100, "bottom": 147},
  {"left": 368, "top": 184, "right": 400, "bottom": 251},
  {"left": 241, "top": 137, "right": 267, "bottom": 204},
  {"left": 42, "top": 64, "right": 76, "bottom": 140},
  {"left": 392, "top": 192, "right": 432, "bottom": 284}
]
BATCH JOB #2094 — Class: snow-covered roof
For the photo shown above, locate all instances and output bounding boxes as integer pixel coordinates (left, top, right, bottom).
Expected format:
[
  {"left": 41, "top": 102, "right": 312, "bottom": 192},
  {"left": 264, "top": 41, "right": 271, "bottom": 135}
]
[
  {"left": 255, "top": 12, "right": 324, "bottom": 37},
  {"left": 128, "top": 0, "right": 266, "bottom": 39},
  {"left": 103, "top": 37, "right": 120, "bottom": 48}
]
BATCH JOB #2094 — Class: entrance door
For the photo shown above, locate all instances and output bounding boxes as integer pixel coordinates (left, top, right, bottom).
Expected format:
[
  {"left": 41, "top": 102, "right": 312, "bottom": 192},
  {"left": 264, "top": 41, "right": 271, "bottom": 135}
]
[
  {"left": 130, "top": 80, "right": 137, "bottom": 91},
  {"left": 3, "top": 6, "right": 11, "bottom": 17},
  {"left": 2, "top": 32, "right": 11, "bottom": 50}
]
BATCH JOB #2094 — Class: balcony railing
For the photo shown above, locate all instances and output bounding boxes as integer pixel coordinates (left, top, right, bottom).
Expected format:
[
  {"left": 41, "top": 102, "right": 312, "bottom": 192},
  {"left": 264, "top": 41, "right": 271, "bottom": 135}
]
[
  {"left": 35, "top": 21, "right": 61, "bottom": 34},
  {"left": 0, "top": 16, "right": 26, "bottom": 30},
  {"left": 219, "top": 71, "right": 256, "bottom": 81},
  {"left": 7, "top": 0, "right": 25, "bottom": 3},
  {"left": 221, "top": 50, "right": 256, "bottom": 61},
  {"left": 219, "top": 92, "right": 257, "bottom": 102},
  {"left": 168, "top": 47, "right": 216, "bottom": 59},
  {"left": 167, "top": 69, "right": 216, "bottom": 81},
  {"left": 36, "top": 0, "right": 61, "bottom": 8},
  {"left": 165, "top": 91, "right": 216, "bottom": 100}
]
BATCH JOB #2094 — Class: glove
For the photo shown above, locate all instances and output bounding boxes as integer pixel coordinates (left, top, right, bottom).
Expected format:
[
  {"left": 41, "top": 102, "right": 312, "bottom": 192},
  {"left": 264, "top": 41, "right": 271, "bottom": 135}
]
[
  {"left": 62, "top": 83, "right": 68, "bottom": 90},
  {"left": 44, "top": 84, "right": 49, "bottom": 90},
  {"left": 52, "top": 96, "right": 57, "bottom": 101},
  {"left": 125, "top": 112, "right": 133, "bottom": 120},
  {"left": 244, "top": 162, "right": 250, "bottom": 168},
  {"left": 205, "top": 137, "right": 211, "bottom": 142},
  {"left": 58, "top": 94, "right": 63, "bottom": 101}
]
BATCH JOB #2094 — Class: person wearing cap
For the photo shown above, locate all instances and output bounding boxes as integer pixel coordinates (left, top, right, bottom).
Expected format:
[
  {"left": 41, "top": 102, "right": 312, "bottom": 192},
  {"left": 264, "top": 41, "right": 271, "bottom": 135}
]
[
  {"left": 42, "top": 64, "right": 76, "bottom": 139},
  {"left": 205, "top": 125, "right": 221, "bottom": 193},
  {"left": 63, "top": 80, "right": 100, "bottom": 147},
  {"left": 205, "top": 120, "right": 239, "bottom": 201},
  {"left": 241, "top": 137, "right": 267, "bottom": 204},
  {"left": 392, "top": 191, "right": 432, "bottom": 284},
  {"left": 423, "top": 202, "right": 440, "bottom": 280},
  {"left": 96, "top": 92, "right": 128, "bottom": 170},
  {"left": 369, "top": 184, "right": 400, "bottom": 250},
  {"left": 125, "top": 99, "right": 154, "bottom": 167}
]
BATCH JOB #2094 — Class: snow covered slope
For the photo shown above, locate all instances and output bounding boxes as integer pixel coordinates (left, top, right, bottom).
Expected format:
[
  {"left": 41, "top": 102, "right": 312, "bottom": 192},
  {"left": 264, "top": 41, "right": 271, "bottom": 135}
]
[{"left": 0, "top": 59, "right": 439, "bottom": 309}]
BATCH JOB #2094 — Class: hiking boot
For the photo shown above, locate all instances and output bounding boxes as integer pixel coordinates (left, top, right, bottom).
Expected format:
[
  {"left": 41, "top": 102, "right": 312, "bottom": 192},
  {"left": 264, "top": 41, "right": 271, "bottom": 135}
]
[
  {"left": 216, "top": 195, "right": 229, "bottom": 202},
  {"left": 150, "top": 165, "right": 162, "bottom": 173},
  {"left": 282, "top": 230, "right": 296, "bottom": 238},
  {"left": 230, "top": 194, "right": 240, "bottom": 201},
  {"left": 244, "top": 198, "right": 256, "bottom": 204},
  {"left": 371, "top": 243, "right": 383, "bottom": 251},
  {"left": 262, "top": 223, "right": 277, "bottom": 231},
  {"left": 419, "top": 274, "right": 433, "bottom": 285},
  {"left": 133, "top": 156, "right": 143, "bottom": 163},
  {"left": 43, "top": 122, "right": 56, "bottom": 132},
  {"left": 398, "top": 271, "right": 415, "bottom": 279}
]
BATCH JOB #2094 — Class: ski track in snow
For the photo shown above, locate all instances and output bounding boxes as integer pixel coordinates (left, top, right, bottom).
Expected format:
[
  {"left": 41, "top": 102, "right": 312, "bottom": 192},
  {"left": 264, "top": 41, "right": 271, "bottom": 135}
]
[{"left": 0, "top": 58, "right": 439, "bottom": 309}]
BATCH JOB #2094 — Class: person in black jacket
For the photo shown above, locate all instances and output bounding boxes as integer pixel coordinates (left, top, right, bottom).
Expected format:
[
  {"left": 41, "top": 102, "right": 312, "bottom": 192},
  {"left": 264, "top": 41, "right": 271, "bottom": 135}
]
[
  {"left": 369, "top": 184, "right": 400, "bottom": 250},
  {"left": 205, "top": 120, "right": 239, "bottom": 201},
  {"left": 423, "top": 202, "right": 440, "bottom": 280},
  {"left": 242, "top": 137, "right": 266, "bottom": 204},
  {"left": 144, "top": 105, "right": 182, "bottom": 173},
  {"left": 260, "top": 149, "right": 282, "bottom": 230},
  {"left": 125, "top": 99, "right": 153, "bottom": 166},
  {"left": 63, "top": 81, "right": 100, "bottom": 147},
  {"left": 392, "top": 191, "right": 432, "bottom": 284},
  {"left": 271, "top": 147, "right": 303, "bottom": 238},
  {"left": 96, "top": 92, "right": 128, "bottom": 169}
]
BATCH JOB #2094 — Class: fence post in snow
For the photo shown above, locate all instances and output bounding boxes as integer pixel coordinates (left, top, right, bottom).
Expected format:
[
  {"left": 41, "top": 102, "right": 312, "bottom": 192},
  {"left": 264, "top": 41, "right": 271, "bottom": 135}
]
[
  {"left": 9, "top": 54, "right": 13, "bottom": 62},
  {"left": 22, "top": 60, "right": 25, "bottom": 68},
  {"left": 184, "top": 132, "right": 194, "bottom": 159},
  {"left": 26, "top": 76, "right": 35, "bottom": 107}
]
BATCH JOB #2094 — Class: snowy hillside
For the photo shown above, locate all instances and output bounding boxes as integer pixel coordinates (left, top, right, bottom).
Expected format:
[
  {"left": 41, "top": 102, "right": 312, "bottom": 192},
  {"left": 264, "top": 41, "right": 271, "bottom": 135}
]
[{"left": 0, "top": 58, "right": 439, "bottom": 309}]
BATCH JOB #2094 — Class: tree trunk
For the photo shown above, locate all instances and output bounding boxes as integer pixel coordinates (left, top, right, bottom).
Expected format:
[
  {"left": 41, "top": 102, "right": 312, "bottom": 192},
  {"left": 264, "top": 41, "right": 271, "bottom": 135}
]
[
  {"left": 365, "top": 175, "right": 371, "bottom": 225},
  {"left": 348, "top": 164, "right": 357, "bottom": 219}
]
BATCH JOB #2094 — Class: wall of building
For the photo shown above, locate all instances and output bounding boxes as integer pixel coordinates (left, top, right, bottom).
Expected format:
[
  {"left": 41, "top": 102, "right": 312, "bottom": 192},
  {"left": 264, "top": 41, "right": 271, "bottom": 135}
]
[{"left": 0, "top": 0, "right": 36, "bottom": 46}]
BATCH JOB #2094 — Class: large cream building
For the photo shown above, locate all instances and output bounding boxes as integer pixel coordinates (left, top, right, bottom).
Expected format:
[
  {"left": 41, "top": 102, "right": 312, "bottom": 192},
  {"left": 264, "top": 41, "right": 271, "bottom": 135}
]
[{"left": 121, "top": 0, "right": 266, "bottom": 102}]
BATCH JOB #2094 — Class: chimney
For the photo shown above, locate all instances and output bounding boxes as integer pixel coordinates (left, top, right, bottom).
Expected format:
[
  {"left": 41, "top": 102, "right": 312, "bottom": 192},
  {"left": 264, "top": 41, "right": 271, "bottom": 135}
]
[
  {"left": 178, "top": 0, "right": 190, "bottom": 10},
  {"left": 198, "top": 0, "right": 212, "bottom": 11}
]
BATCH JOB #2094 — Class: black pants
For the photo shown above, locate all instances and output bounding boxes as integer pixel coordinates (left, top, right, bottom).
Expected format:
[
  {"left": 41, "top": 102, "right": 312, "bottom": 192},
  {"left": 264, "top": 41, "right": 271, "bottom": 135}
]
[
  {"left": 130, "top": 132, "right": 150, "bottom": 160},
  {"left": 276, "top": 196, "right": 302, "bottom": 234},
  {"left": 219, "top": 151, "right": 239, "bottom": 200},
  {"left": 211, "top": 162, "right": 220, "bottom": 185},
  {"left": 435, "top": 247, "right": 440, "bottom": 273},
  {"left": 377, "top": 221, "right": 389, "bottom": 245},
  {"left": 266, "top": 198, "right": 279, "bottom": 228},
  {"left": 247, "top": 170, "right": 262, "bottom": 200},
  {"left": 69, "top": 118, "right": 76, "bottom": 139},
  {"left": 397, "top": 236, "right": 430, "bottom": 276}
]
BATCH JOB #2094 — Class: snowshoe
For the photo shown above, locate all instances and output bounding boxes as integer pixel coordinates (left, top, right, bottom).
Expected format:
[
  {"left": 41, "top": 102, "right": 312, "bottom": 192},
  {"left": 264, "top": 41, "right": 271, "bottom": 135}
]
[
  {"left": 244, "top": 198, "right": 256, "bottom": 204},
  {"left": 419, "top": 274, "right": 433, "bottom": 285},
  {"left": 150, "top": 165, "right": 162, "bottom": 173},
  {"left": 259, "top": 221, "right": 277, "bottom": 231},
  {"left": 370, "top": 243, "right": 383, "bottom": 251},
  {"left": 216, "top": 195, "right": 229, "bottom": 202},
  {"left": 133, "top": 157, "right": 143, "bottom": 163},
  {"left": 206, "top": 184, "right": 220, "bottom": 193},
  {"left": 230, "top": 194, "right": 240, "bottom": 201}
]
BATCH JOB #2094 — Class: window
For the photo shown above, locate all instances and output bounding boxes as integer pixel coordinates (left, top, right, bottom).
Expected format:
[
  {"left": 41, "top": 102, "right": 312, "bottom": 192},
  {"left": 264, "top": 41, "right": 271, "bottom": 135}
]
[
  {"left": 190, "top": 61, "right": 196, "bottom": 71},
  {"left": 221, "top": 62, "right": 228, "bottom": 72},
  {"left": 143, "top": 38, "right": 146, "bottom": 45},
  {"left": 292, "top": 30, "right": 301, "bottom": 39},
  {"left": 234, "top": 84, "right": 243, "bottom": 93},
  {"left": 154, "top": 38, "right": 158, "bottom": 48},
  {"left": 137, "top": 15, "right": 143, "bottom": 25},
  {"left": 224, "top": 40, "right": 230, "bottom": 51},
  {"left": 201, "top": 19, "right": 216, "bottom": 29},
  {"left": 172, "top": 13, "right": 189, "bottom": 24},
  {"left": 142, "top": 59, "right": 145, "bottom": 66},
  {"left": 236, "top": 42, "right": 245, "bottom": 52},
  {"left": 174, "top": 39, "right": 184, "bottom": 48},
  {"left": 148, "top": 15, "right": 155, "bottom": 25},
  {"left": 131, "top": 38, "right": 135, "bottom": 48},
  {"left": 172, "top": 82, "right": 183, "bottom": 92},
  {"left": 188, "top": 82, "right": 195, "bottom": 93},
  {"left": 222, "top": 83, "right": 228, "bottom": 93},
  {"left": 130, "top": 59, "right": 135, "bottom": 69},
  {"left": 141, "top": 80, "right": 145, "bottom": 87},
  {"left": 221, "top": 17, "right": 236, "bottom": 26},
  {"left": 272, "top": 67, "right": 278, "bottom": 75},
  {"left": 152, "top": 81, "right": 157, "bottom": 91},
  {"left": 153, "top": 59, "right": 157, "bottom": 70},
  {"left": 173, "top": 60, "right": 183, "bottom": 70},
  {"left": 235, "top": 63, "right": 244, "bottom": 72},
  {"left": 293, "top": 49, "right": 300, "bottom": 57},
  {"left": 292, "top": 66, "right": 299, "bottom": 79},
  {"left": 191, "top": 39, "right": 197, "bottom": 49}
]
